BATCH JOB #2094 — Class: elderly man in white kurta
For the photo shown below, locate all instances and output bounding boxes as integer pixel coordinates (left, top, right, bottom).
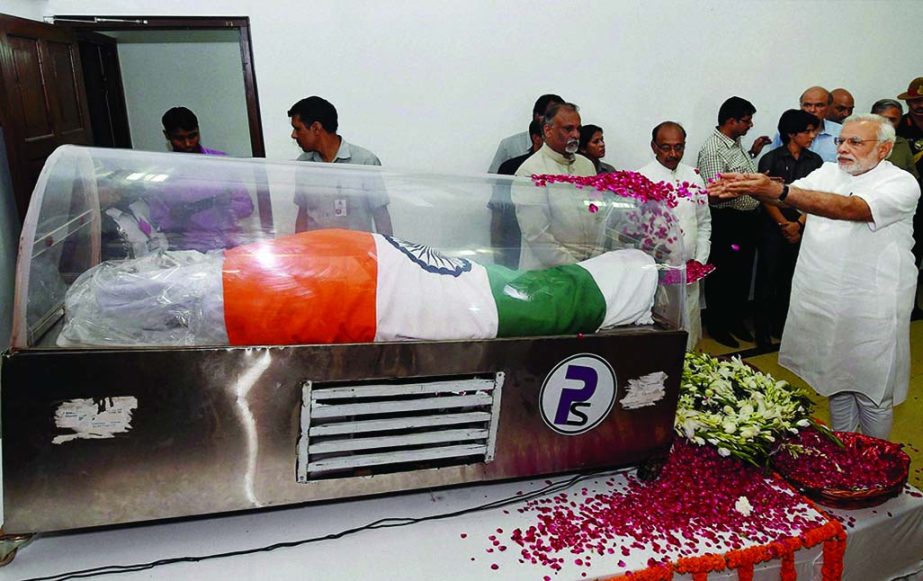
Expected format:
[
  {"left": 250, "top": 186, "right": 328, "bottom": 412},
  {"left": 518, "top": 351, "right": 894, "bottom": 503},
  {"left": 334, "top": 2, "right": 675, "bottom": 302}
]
[
  {"left": 638, "top": 121, "right": 711, "bottom": 350},
  {"left": 513, "top": 103, "right": 598, "bottom": 269},
  {"left": 708, "top": 114, "right": 921, "bottom": 439}
]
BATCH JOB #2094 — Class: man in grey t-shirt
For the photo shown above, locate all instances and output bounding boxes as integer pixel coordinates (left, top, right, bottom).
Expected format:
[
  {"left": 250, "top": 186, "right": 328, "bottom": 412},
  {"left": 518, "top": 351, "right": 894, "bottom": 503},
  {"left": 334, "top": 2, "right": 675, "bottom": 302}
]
[{"left": 289, "top": 96, "right": 392, "bottom": 235}]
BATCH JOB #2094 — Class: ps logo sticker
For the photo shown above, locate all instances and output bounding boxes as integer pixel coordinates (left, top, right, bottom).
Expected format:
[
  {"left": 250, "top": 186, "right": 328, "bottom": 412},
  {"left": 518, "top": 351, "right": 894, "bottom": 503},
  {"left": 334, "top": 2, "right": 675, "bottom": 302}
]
[{"left": 540, "top": 354, "right": 616, "bottom": 435}]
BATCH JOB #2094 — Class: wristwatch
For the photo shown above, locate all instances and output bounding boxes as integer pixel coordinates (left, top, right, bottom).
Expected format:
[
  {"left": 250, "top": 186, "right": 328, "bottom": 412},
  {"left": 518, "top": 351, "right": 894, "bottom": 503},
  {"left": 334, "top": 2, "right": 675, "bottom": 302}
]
[{"left": 778, "top": 183, "right": 790, "bottom": 202}]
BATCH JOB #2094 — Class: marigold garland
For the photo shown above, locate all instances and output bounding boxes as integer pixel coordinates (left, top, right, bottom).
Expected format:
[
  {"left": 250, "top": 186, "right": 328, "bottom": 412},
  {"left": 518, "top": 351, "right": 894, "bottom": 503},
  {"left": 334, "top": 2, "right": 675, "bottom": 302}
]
[
  {"left": 725, "top": 545, "right": 772, "bottom": 568},
  {"left": 674, "top": 553, "right": 726, "bottom": 575},
  {"left": 735, "top": 563, "right": 754, "bottom": 581},
  {"left": 769, "top": 536, "right": 803, "bottom": 558},
  {"left": 822, "top": 533, "right": 847, "bottom": 580},
  {"left": 801, "top": 519, "right": 845, "bottom": 547},
  {"left": 780, "top": 552, "right": 797, "bottom": 581},
  {"left": 800, "top": 496, "right": 848, "bottom": 581},
  {"left": 606, "top": 518, "right": 846, "bottom": 581}
]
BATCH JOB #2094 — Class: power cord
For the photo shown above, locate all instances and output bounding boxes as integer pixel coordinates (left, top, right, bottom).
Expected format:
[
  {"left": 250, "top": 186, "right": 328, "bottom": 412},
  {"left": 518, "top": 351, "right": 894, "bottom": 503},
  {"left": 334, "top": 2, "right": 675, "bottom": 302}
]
[{"left": 23, "top": 467, "right": 632, "bottom": 581}]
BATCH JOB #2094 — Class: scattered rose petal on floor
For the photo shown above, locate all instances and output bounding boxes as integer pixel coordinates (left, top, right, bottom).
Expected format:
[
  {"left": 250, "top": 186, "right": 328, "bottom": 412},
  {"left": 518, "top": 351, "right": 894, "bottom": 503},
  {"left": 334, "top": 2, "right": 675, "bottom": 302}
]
[{"left": 496, "top": 441, "right": 828, "bottom": 574}]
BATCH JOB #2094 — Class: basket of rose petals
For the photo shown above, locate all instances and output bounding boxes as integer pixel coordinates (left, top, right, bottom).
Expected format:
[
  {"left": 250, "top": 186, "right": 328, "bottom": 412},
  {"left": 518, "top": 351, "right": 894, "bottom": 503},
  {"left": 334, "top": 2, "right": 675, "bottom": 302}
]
[{"left": 772, "top": 427, "right": 910, "bottom": 509}]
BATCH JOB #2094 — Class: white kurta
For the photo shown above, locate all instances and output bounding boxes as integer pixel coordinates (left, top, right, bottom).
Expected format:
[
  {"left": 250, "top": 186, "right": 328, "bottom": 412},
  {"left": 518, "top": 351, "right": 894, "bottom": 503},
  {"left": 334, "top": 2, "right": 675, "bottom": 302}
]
[
  {"left": 512, "top": 144, "right": 600, "bottom": 269},
  {"left": 779, "top": 161, "right": 921, "bottom": 406},
  {"left": 637, "top": 161, "right": 711, "bottom": 349}
]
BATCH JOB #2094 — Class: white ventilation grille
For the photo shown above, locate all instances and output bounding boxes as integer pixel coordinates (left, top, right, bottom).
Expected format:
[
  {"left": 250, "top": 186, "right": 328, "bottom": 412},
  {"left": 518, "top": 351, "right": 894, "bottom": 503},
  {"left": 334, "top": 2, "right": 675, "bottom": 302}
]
[{"left": 296, "top": 373, "right": 504, "bottom": 482}]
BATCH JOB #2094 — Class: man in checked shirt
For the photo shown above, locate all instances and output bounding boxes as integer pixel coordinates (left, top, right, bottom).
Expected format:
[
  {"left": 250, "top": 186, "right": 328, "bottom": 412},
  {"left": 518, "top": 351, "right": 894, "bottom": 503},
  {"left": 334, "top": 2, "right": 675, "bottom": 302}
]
[{"left": 696, "top": 97, "right": 771, "bottom": 348}]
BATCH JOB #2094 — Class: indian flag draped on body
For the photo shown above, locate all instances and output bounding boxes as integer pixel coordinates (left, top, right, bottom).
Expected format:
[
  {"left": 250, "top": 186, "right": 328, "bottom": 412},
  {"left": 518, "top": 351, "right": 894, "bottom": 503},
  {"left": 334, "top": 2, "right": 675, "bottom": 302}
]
[
  {"left": 59, "top": 229, "right": 658, "bottom": 347},
  {"left": 223, "top": 230, "right": 657, "bottom": 345}
]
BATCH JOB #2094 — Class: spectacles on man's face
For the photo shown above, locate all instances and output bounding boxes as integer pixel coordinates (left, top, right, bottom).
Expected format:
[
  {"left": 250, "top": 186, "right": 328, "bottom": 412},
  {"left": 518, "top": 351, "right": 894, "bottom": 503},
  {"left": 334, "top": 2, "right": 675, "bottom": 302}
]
[
  {"left": 833, "top": 137, "right": 880, "bottom": 147},
  {"left": 656, "top": 144, "right": 685, "bottom": 153}
]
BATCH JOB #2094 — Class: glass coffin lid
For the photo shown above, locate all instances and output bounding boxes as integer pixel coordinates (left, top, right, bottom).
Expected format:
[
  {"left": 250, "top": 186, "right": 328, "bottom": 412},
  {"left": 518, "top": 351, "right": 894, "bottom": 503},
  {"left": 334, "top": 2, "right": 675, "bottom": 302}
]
[{"left": 11, "top": 145, "right": 688, "bottom": 350}]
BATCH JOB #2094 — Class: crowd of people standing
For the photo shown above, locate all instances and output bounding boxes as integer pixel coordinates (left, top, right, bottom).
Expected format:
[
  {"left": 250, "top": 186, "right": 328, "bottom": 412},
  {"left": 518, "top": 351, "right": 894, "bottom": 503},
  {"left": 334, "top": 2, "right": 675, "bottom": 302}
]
[
  {"left": 477, "top": 79, "right": 922, "bottom": 441},
  {"left": 154, "top": 77, "right": 923, "bottom": 442}
]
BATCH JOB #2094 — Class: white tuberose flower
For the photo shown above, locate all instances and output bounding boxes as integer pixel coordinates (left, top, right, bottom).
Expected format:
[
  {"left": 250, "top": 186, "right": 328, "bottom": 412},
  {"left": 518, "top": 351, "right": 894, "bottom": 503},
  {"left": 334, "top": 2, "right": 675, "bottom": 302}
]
[{"left": 735, "top": 496, "right": 753, "bottom": 517}]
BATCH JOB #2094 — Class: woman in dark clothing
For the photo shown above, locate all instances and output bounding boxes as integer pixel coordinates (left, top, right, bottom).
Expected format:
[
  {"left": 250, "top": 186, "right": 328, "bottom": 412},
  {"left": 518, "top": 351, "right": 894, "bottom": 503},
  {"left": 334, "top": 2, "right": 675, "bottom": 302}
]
[
  {"left": 754, "top": 109, "right": 824, "bottom": 348},
  {"left": 579, "top": 124, "right": 616, "bottom": 174}
]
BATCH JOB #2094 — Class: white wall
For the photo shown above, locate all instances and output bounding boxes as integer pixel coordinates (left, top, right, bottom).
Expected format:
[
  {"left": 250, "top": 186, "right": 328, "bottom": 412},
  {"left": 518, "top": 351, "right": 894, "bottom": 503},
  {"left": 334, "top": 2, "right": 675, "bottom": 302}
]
[
  {"left": 0, "top": 1, "right": 913, "bottom": 351},
  {"left": 115, "top": 30, "right": 252, "bottom": 157},
  {"left": 1, "top": 0, "right": 48, "bottom": 20},
  {"left": 32, "top": 0, "right": 923, "bottom": 175}
]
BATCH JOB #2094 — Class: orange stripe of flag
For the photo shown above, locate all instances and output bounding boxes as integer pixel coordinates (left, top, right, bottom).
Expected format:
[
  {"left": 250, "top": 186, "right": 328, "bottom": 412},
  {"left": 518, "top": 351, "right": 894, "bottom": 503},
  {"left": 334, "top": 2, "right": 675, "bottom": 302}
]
[{"left": 222, "top": 229, "right": 378, "bottom": 345}]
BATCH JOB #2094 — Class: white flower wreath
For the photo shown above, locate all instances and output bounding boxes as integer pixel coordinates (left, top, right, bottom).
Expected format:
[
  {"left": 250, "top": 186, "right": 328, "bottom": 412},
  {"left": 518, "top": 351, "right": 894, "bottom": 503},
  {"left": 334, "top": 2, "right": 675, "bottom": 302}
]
[{"left": 675, "top": 352, "right": 816, "bottom": 466}]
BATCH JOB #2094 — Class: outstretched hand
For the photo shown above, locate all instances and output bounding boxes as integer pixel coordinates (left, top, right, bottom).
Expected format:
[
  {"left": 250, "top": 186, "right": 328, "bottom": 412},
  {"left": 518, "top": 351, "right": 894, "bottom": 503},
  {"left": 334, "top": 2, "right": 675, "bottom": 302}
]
[{"left": 707, "top": 172, "right": 780, "bottom": 201}]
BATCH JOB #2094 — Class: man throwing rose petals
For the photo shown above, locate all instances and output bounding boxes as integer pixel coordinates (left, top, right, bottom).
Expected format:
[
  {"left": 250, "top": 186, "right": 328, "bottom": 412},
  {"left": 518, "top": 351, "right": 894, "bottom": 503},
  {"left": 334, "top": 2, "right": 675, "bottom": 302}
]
[{"left": 708, "top": 114, "right": 921, "bottom": 440}]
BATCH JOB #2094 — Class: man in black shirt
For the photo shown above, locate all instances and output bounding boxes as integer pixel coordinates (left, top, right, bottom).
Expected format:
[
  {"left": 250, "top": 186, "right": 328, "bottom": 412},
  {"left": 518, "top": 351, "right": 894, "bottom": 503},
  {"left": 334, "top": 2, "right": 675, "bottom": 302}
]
[
  {"left": 497, "top": 121, "right": 542, "bottom": 175},
  {"left": 488, "top": 120, "right": 543, "bottom": 268},
  {"left": 754, "top": 110, "right": 823, "bottom": 348}
]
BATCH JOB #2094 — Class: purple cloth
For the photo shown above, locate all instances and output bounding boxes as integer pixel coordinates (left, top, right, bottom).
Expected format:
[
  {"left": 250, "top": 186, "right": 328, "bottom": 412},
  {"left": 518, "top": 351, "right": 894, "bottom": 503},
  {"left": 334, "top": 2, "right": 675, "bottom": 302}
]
[{"left": 147, "top": 146, "right": 254, "bottom": 252}]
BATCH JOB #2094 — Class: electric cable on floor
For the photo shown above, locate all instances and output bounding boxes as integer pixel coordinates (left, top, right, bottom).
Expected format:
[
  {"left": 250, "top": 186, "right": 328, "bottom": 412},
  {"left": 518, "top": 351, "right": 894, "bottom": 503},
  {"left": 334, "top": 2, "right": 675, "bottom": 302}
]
[{"left": 22, "top": 467, "right": 633, "bottom": 581}]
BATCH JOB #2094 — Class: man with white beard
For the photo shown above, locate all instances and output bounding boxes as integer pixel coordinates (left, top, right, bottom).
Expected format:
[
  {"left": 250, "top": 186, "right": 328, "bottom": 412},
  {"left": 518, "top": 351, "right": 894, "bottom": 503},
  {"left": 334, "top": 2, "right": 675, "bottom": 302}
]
[
  {"left": 708, "top": 114, "right": 921, "bottom": 440},
  {"left": 513, "top": 103, "right": 597, "bottom": 268}
]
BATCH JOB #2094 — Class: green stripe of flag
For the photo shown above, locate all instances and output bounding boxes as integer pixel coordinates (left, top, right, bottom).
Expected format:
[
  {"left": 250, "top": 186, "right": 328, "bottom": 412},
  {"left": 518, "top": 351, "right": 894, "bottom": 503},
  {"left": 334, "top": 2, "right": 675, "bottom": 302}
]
[{"left": 485, "top": 263, "right": 607, "bottom": 337}]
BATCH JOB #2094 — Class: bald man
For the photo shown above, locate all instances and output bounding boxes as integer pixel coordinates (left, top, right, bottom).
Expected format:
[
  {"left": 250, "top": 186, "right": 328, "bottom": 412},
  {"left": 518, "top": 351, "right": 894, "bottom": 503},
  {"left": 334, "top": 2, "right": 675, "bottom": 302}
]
[
  {"left": 770, "top": 86, "right": 842, "bottom": 161},
  {"left": 828, "top": 88, "right": 855, "bottom": 124}
]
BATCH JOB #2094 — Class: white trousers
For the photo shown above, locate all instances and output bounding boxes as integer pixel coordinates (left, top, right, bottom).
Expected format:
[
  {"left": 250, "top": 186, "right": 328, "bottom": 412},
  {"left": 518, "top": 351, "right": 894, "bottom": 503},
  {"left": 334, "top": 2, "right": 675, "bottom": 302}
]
[
  {"left": 685, "top": 281, "right": 702, "bottom": 350},
  {"left": 828, "top": 390, "right": 893, "bottom": 440}
]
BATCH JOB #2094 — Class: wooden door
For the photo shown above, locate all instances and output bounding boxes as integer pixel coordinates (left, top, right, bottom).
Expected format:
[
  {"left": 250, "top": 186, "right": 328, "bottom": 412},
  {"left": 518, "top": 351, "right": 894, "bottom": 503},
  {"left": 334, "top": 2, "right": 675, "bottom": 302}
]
[
  {"left": 78, "top": 31, "right": 131, "bottom": 149},
  {"left": 0, "top": 13, "right": 93, "bottom": 220}
]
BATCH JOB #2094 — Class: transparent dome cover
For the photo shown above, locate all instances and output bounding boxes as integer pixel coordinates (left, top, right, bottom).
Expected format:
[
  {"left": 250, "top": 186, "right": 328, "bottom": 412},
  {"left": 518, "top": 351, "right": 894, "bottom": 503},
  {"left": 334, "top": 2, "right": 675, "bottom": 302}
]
[{"left": 11, "top": 146, "right": 687, "bottom": 349}]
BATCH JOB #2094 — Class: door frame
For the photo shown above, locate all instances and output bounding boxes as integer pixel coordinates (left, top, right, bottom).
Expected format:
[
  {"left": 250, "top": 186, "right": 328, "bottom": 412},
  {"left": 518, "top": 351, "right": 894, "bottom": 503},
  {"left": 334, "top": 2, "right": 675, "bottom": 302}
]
[{"left": 53, "top": 15, "right": 266, "bottom": 158}]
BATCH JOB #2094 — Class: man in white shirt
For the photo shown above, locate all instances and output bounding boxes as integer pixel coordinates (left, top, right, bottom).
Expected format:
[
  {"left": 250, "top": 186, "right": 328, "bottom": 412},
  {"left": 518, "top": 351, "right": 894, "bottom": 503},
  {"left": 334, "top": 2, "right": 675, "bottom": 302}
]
[
  {"left": 488, "top": 93, "right": 563, "bottom": 173},
  {"left": 638, "top": 121, "right": 711, "bottom": 349},
  {"left": 709, "top": 114, "right": 921, "bottom": 440},
  {"left": 512, "top": 102, "right": 598, "bottom": 268}
]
